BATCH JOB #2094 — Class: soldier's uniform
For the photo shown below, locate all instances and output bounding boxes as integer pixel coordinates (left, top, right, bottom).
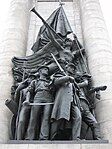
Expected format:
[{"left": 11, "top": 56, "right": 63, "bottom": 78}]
[
  {"left": 16, "top": 74, "right": 37, "bottom": 140},
  {"left": 26, "top": 77, "right": 54, "bottom": 140},
  {"left": 51, "top": 72, "right": 81, "bottom": 140},
  {"left": 76, "top": 74, "right": 101, "bottom": 140},
  {"left": 16, "top": 87, "right": 31, "bottom": 140}
]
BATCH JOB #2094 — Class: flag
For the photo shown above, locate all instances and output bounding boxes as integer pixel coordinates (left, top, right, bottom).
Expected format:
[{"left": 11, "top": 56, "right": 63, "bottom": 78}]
[{"left": 31, "top": 6, "right": 72, "bottom": 52}]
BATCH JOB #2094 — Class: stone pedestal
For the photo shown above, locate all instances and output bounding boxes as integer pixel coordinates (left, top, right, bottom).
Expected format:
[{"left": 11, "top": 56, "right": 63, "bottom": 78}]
[
  {"left": 0, "top": 142, "right": 111, "bottom": 149},
  {"left": 79, "top": 0, "right": 112, "bottom": 142},
  {"left": 0, "top": 0, "right": 32, "bottom": 142}
]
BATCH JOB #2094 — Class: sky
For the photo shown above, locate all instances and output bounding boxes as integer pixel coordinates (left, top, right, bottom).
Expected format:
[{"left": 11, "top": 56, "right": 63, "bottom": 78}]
[{"left": 0, "top": 0, "right": 112, "bottom": 44}]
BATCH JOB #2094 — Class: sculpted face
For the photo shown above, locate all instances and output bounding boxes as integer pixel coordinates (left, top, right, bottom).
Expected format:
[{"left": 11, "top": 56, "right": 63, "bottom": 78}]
[
  {"left": 39, "top": 67, "right": 49, "bottom": 76},
  {"left": 66, "top": 65, "right": 76, "bottom": 75},
  {"left": 14, "top": 75, "right": 21, "bottom": 82}
]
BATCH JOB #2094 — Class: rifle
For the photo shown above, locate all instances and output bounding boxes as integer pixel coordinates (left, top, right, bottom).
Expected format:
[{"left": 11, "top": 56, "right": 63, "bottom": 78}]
[
  {"left": 89, "top": 85, "right": 107, "bottom": 94},
  {"left": 30, "top": 7, "right": 64, "bottom": 43},
  {"left": 84, "top": 85, "right": 107, "bottom": 139},
  {"left": 72, "top": 33, "right": 90, "bottom": 74},
  {"left": 87, "top": 85, "right": 107, "bottom": 110}
]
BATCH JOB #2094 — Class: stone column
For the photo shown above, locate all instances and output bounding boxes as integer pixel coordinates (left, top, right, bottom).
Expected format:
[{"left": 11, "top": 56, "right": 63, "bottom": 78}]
[
  {"left": 79, "top": 0, "right": 112, "bottom": 141},
  {"left": 73, "top": 0, "right": 83, "bottom": 44},
  {"left": 0, "top": 0, "right": 32, "bottom": 142}
]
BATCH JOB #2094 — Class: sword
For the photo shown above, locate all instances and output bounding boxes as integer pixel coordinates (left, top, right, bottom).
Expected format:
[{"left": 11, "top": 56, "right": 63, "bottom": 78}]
[
  {"left": 22, "top": 101, "right": 54, "bottom": 106},
  {"left": 51, "top": 53, "right": 66, "bottom": 76},
  {"left": 51, "top": 53, "right": 80, "bottom": 90},
  {"left": 29, "top": 102, "right": 54, "bottom": 106}
]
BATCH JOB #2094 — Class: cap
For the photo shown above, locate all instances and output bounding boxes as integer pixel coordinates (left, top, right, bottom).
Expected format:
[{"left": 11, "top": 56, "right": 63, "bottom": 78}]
[
  {"left": 37, "top": 65, "right": 49, "bottom": 72},
  {"left": 66, "top": 63, "right": 76, "bottom": 69}
]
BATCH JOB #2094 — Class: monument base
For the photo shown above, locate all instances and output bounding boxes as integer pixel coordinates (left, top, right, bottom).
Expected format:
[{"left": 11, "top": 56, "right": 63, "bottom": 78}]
[
  {"left": 6, "top": 140, "right": 108, "bottom": 144},
  {"left": 0, "top": 141, "right": 111, "bottom": 149}
]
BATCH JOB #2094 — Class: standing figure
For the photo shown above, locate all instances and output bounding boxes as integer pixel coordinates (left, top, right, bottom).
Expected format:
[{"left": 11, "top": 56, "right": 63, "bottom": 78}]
[
  {"left": 51, "top": 63, "right": 82, "bottom": 140},
  {"left": 14, "top": 73, "right": 37, "bottom": 105},
  {"left": 16, "top": 74, "right": 37, "bottom": 140},
  {"left": 75, "top": 73, "right": 101, "bottom": 140},
  {"left": 26, "top": 66, "right": 54, "bottom": 140}
]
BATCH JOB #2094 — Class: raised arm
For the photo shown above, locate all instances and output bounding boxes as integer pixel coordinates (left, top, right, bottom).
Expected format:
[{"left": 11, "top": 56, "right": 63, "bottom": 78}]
[{"left": 54, "top": 76, "right": 74, "bottom": 86}]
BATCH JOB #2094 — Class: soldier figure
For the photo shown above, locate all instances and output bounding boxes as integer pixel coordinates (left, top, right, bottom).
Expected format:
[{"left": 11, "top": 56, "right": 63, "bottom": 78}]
[
  {"left": 14, "top": 73, "right": 38, "bottom": 105},
  {"left": 25, "top": 66, "right": 54, "bottom": 140},
  {"left": 16, "top": 74, "right": 38, "bottom": 140},
  {"left": 51, "top": 63, "right": 82, "bottom": 140},
  {"left": 75, "top": 72, "right": 101, "bottom": 140}
]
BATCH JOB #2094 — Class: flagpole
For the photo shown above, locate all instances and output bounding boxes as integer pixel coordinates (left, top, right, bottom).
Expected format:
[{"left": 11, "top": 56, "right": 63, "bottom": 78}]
[
  {"left": 72, "top": 33, "right": 90, "bottom": 74},
  {"left": 59, "top": 0, "right": 65, "bottom": 6}
]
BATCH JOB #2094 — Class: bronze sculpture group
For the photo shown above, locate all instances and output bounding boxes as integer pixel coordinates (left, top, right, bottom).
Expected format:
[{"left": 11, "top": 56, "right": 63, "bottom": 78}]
[{"left": 5, "top": 5, "right": 107, "bottom": 141}]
